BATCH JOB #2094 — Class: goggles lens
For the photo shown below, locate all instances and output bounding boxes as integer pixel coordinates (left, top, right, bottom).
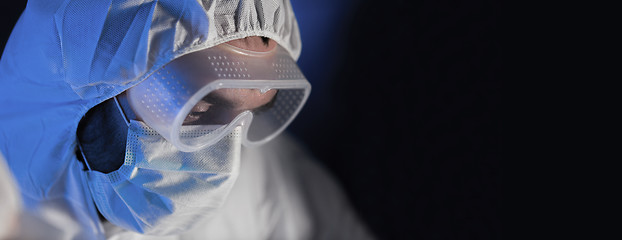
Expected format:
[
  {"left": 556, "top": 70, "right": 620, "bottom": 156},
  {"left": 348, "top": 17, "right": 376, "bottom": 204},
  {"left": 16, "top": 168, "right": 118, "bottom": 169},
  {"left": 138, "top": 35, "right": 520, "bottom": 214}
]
[{"left": 127, "top": 43, "right": 310, "bottom": 152}]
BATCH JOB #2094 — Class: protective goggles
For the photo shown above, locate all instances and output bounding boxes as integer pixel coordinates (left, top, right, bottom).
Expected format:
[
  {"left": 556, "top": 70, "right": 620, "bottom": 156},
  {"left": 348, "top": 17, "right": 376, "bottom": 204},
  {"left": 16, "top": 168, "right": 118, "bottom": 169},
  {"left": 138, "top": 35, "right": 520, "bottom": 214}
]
[{"left": 126, "top": 43, "right": 310, "bottom": 152}]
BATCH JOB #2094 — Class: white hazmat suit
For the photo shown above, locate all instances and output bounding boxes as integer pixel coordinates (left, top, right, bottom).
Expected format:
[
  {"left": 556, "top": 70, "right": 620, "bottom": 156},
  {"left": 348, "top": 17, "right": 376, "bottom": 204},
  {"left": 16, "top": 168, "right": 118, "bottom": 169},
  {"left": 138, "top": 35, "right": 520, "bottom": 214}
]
[{"left": 0, "top": 0, "right": 373, "bottom": 239}]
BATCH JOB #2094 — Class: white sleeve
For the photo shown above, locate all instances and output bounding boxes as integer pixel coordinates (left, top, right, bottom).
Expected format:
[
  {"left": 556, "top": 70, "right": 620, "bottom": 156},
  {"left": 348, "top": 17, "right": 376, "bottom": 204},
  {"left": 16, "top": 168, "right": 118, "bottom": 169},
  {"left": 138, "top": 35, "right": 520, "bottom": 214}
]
[
  {"left": 0, "top": 152, "right": 21, "bottom": 239},
  {"left": 266, "top": 134, "right": 376, "bottom": 240}
]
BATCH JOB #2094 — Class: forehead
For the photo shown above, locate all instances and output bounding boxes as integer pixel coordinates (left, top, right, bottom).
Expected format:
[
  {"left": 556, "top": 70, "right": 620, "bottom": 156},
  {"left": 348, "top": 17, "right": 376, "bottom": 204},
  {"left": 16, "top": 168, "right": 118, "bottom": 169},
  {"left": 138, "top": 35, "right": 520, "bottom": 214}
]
[{"left": 225, "top": 37, "right": 277, "bottom": 52}]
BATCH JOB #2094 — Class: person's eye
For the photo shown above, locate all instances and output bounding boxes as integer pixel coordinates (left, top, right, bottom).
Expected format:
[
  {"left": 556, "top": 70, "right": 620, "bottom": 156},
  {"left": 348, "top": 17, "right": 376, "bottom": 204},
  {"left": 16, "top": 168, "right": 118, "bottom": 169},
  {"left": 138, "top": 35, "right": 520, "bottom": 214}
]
[
  {"left": 184, "top": 106, "right": 211, "bottom": 124},
  {"left": 187, "top": 111, "right": 204, "bottom": 118},
  {"left": 192, "top": 105, "right": 229, "bottom": 125}
]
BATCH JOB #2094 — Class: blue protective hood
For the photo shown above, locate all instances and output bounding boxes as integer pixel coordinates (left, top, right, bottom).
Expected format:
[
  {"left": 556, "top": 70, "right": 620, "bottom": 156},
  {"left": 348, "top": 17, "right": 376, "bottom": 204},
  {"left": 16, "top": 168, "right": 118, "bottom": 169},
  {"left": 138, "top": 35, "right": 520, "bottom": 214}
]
[{"left": 0, "top": 0, "right": 301, "bottom": 201}]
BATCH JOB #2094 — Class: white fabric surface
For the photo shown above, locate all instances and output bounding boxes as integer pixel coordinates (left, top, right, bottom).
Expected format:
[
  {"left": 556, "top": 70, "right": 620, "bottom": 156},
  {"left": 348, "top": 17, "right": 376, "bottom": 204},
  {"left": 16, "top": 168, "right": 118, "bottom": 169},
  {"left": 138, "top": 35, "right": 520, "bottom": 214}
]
[{"left": 0, "top": 152, "right": 20, "bottom": 239}]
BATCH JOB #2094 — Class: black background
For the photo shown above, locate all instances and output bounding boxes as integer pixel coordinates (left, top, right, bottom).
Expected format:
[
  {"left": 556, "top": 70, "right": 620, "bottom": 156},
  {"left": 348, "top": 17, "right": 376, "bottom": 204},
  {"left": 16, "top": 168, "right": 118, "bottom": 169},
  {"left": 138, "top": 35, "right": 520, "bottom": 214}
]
[{"left": 1, "top": 1, "right": 501, "bottom": 239}]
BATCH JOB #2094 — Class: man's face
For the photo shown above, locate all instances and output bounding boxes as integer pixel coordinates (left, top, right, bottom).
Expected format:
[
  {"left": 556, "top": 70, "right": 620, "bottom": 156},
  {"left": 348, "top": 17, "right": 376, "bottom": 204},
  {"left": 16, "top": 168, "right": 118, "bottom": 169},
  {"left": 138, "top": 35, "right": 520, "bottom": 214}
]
[{"left": 130, "top": 36, "right": 279, "bottom": 125}]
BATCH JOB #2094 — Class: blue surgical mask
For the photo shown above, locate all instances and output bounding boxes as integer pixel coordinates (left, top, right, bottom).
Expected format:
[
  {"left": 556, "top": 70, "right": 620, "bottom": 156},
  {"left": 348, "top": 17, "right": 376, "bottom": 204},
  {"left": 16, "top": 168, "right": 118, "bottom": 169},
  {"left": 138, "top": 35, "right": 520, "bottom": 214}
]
[{"left": 80, "top": 97, "right": 242, "bottom": 235}]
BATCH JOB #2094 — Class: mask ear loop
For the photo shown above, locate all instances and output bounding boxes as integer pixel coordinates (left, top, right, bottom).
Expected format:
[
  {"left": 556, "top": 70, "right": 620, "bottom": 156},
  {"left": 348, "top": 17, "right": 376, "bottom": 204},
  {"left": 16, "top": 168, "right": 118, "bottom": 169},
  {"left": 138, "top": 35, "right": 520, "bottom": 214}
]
[
  {"left": 113, "top": 96, "right": 131, "bottom": 127},
  {"left": 77, "top": 141, "right": 93, "bottom": 171}
]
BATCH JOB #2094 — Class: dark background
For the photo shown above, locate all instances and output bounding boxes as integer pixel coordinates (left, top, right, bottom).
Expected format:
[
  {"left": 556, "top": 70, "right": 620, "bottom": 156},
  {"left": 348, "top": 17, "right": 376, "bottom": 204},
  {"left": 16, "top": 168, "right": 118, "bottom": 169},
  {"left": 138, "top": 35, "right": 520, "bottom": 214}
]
[
  {"left": 291, "top": 1, "right": 501, "bottom": 239},
  {"left": 1, "top": 1, "right": 501, "bottom": 239}
]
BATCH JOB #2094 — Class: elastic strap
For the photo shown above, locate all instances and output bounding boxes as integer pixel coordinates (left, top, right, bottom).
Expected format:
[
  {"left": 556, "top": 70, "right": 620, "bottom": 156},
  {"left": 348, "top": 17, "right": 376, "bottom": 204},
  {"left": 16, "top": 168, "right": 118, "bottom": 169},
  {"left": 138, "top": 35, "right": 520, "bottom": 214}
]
[
  {"left": 77, "top": 141, "right": 93, "bottom": 171},
  {"left": 113, "top": 96, "right": 130, "bottom": 126}
]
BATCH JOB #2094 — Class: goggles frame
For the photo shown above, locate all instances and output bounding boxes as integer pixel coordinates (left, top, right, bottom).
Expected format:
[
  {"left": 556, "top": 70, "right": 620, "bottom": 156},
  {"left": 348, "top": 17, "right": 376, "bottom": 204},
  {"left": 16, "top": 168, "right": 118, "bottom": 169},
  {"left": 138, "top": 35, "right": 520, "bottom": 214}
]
[{"left": 126, "top": 43, "right": 311, "bottom": 152}]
